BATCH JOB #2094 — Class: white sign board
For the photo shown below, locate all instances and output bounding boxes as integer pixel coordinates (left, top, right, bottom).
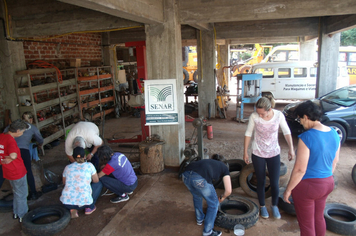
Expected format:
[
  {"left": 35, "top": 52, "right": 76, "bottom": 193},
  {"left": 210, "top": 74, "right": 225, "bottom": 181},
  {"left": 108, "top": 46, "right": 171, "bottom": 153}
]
[{"left": 144, "top": 79, "right": 178, "bottom": 125}]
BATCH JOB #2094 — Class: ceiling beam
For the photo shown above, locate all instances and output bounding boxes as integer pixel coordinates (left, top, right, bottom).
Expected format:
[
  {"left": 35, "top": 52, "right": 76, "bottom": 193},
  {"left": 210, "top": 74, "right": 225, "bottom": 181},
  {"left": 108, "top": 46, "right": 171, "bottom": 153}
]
[
  {"left": 188, "top": 23, "right": 211, "bottom": 31},
  {"left": 230, "top": 37, "right": 300, "bottom": 45},
  {"left": 215, "top": 18, "right": 319, "bottom": 39},
  {"left": 58, "top": 0, "right": 164, "bottom": 24},
  {"left": 12, "top": 9, "right": 143, "bottom": 37},
  {"left": 178, "top": 0, "right": 356, "bottom": 24},
  {"left": 325, "top": 14, "right": 356, "bottom": 35},
  {"left": 7, "top": 0, "right": 143, "bottom": 37}
]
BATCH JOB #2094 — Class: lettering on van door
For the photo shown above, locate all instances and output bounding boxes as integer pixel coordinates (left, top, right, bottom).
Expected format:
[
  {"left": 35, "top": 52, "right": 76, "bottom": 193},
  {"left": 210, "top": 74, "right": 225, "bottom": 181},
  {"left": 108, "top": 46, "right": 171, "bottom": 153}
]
[
  {"left": 283, "top": 83, "right": 316, "bottom": 91},
  {"left": 276, "top": 82, "right": 316, "bottom": 99}
]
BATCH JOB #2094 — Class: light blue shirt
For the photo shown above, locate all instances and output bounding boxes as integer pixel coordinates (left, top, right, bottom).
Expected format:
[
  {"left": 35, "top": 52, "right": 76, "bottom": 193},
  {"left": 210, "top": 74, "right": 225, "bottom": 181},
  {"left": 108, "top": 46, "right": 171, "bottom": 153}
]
[{"left": 4, "top": 122, "right": 43, "bottom": 150}]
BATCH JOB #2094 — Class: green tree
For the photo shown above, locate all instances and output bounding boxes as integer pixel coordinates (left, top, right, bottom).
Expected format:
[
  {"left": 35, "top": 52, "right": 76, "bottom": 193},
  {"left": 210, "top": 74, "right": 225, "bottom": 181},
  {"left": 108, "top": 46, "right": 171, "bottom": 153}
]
[{"left": 341, "top": 28, "right": 356, "bottom": 46}]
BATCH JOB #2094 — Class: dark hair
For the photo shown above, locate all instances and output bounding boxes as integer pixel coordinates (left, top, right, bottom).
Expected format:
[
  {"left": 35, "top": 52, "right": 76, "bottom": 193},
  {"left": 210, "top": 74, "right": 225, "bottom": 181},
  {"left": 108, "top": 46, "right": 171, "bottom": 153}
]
[
  {"left": 211, "top": 154, "right": 229, "bottom": 169},
  {"left": 211, "top": 154, "right": 226, "bottom": 162},
  {"left": 8, "top": 119, "right": 29, "bottom": 133},
  {"left": 294, "top": 100, "right": 322, "bottom": 121},
  {"left": 97, "top": 145, "right": 114, "bottom": 161}
]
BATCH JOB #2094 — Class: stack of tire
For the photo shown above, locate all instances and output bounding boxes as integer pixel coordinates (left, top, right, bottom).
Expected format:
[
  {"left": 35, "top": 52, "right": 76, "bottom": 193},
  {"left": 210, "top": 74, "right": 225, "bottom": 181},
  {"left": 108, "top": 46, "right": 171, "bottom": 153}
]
[
  {"left": 214, "top": 160, "right": 288, "bottom": 230},
  {"left": 238, "top": 162, "right": 288, "bottom": 199}
]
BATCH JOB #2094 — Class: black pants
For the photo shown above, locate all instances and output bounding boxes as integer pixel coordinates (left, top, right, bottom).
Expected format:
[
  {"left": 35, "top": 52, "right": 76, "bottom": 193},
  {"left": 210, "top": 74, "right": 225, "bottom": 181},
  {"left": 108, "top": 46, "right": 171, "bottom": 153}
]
[
  {"left": 252, "top": 154, "right": 280, "bottom": 206},
  {"left": 20, "top": 149, "right": 37, "bottom": 194}
]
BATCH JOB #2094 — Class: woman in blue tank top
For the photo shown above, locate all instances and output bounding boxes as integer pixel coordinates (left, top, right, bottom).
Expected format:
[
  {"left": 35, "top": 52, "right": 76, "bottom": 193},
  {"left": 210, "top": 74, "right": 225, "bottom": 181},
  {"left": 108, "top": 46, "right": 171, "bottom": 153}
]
[{"left": 283, "top": 100, "right": 340, "bottom": 236}]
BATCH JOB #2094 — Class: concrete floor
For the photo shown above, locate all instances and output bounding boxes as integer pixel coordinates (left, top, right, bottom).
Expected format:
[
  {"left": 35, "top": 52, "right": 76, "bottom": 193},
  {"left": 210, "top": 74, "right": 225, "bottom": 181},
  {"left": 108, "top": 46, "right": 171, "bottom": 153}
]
[{"left": 0, "top": 101, "right": 356, "bottom": 236}]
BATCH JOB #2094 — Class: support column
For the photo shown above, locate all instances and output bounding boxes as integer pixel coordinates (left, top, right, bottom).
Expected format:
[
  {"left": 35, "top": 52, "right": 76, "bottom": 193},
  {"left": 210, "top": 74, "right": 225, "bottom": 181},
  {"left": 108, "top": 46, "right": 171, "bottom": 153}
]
[
  {"left": 317, "top": 18, "right": 340, "bottom": 97},
  {"left": 145, "top": 0, "right": 185, "bottom": 166},
  {"left": 197, "top": 27, "right": 216, "bottom": 118},
  {"left": 299, "top": 39, "right": 317, "bottom": 61},
  {"left": 0, "top": 8, "right": 26, "bottom": 126}
]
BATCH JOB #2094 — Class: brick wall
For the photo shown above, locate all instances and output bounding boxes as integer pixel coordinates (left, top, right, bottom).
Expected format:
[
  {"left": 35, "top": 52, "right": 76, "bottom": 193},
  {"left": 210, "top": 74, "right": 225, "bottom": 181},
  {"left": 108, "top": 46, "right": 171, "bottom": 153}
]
[{"left": 23, "top": 33, "right": 103, "bottom": 68}]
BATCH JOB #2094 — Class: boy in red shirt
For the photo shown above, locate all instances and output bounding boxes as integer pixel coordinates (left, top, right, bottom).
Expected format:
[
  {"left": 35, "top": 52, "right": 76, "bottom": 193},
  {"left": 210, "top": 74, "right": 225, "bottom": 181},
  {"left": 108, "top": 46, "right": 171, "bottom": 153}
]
[{"left": 0, "top": 119, "right": 29, "bottom": 222}]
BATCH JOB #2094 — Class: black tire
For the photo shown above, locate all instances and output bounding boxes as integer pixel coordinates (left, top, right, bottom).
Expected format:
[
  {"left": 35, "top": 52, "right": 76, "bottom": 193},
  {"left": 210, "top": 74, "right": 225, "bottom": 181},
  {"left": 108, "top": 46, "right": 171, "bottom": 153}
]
[
  {"left": 352, "top": 164, "right": 356, "bottom": 186},
  {"left": 266, "top": 161, "right": 287, "bottom": 176},
  {"left": 183, "top": 69, "right": 189, "bottom": 84},
  {"left": 324, "top": 203, "right": 356, "bottom": 235},
  {"left": 217, "top": 159, "right": 246, "bottom": 189},
  {"left": 333, "top": 175, "right": 338, "bottom": 191},
  {"left": 278, "top": 187, "right": 296, "bottom": 216},
  {"left": 22, "top": 205, "right": 71, "bottom": 236},
  {"left": 239, "top": 164, "right": 272, "bottom": 199},
  {"left": 279, "top": 162, "right": 287, "bottom": 176},
  {"left": 325, "top": 122, "right": 346, "bottom": 144},
  {"left": 0, "top": 193, "right": 13, "bottom": 213},
  {"left": 215, "top": 195, "right": 259, "bottom": 229},
  {"left": 193, "top": 70, "right": 198, "bottom": 83},
  {"left": 178, "top": 156, "right": 198, "bottom": 179}
]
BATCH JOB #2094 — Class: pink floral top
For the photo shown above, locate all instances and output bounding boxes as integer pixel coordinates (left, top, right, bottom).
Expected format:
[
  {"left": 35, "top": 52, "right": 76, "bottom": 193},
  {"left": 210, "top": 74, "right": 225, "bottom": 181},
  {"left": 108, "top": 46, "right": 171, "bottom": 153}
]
[{"left": 245, "top": 109, "right": 291, "bottom": 158}]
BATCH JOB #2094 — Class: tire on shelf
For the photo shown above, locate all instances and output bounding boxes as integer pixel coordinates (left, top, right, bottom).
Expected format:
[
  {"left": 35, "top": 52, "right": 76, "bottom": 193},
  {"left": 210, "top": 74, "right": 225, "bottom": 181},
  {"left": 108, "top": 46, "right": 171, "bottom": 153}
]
[
  {"left": 22, "top": 205, "right": 71, "bottom": 236},
  {"left": 239, "top": 164, "right": 272, "bottom": 199},
  {"left": 216, "top": 159, "right": 246, "bottom": 189},
  {"left": 324, "top": 203, "right": 356, "bottom": 235},
  {"left": 215, "top": 195, "right": 259, "bottom": 229},
  {"left": 183, "top": 69, "right": 189, "bottom": 84}
]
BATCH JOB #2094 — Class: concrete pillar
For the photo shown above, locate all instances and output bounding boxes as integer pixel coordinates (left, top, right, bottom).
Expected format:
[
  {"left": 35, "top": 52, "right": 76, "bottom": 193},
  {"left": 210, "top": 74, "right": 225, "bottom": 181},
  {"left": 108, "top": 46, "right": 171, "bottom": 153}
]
[
  {"left": 300, "top": 39, "right": 317, "bottom": 61},
  {"left": 0, "top": 8, "right": 26, "bottom": 126},
  {"left": 316, "top": 18, "right": 340, "bottom": 97},
  {"left": 145, "top": 0, "right": 185, "bottom": 166},
  {"left": 197, "top": 28, "right": 216, "bottom": 118}
]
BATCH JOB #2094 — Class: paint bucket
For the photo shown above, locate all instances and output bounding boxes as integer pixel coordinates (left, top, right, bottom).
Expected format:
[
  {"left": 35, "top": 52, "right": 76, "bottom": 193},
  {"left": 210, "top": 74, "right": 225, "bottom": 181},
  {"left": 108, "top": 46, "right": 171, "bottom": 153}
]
[{"left": 207, "top": 124, "right": 213, "bottom": 140}]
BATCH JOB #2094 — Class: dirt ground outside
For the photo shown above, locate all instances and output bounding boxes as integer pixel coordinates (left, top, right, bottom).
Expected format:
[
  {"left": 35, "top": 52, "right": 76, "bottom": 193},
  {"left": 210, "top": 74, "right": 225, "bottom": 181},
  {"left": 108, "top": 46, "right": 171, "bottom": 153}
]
[{"left": 0, "top": 100, "right": 355, "bottom": 236}]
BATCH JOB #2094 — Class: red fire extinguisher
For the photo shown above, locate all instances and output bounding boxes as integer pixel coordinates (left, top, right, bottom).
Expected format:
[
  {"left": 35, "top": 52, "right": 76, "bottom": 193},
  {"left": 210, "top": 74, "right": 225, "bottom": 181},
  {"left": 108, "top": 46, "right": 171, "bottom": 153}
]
[{"left": 207, "top": 124, "right": 213, "bottom": 140}]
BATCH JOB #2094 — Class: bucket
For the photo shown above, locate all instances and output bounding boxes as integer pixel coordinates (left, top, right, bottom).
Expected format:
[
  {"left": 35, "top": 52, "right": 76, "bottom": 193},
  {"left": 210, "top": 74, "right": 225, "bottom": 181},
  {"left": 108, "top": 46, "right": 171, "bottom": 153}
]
[
  {"left": 207, "top": 124, "right": 213, "bottom": 140},
  {"left": 234, "top": 224, "right": 245, "bottom": 236}
]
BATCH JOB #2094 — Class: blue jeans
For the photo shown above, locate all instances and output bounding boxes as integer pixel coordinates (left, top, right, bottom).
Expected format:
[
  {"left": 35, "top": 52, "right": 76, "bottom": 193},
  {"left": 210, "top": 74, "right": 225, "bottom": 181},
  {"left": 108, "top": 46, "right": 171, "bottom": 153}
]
[
  {"left": 63, "top": 181, "right": 103, "bottom": 210},
  {"left": 10, "top": 175, "right": 28, "bottom": 218},
  {"left": 182, "top": 171, "right": 219, "bottom": 236},
  {"left": 100, "top": 176, "right": 138, "bottom": 196}
]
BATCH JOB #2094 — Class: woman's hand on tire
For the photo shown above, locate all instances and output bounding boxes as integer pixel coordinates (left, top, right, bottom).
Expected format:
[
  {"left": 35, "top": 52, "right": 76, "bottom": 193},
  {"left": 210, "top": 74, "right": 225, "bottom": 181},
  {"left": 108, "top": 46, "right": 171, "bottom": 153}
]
[{"left": 283, "top": 189, "right": 292, "bottom": 204}]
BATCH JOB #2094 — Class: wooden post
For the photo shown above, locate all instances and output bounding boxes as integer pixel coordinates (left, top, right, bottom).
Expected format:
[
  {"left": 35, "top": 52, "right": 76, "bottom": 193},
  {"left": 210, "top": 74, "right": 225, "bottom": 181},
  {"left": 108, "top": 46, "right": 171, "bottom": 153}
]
[{"left": 139, "top": 141, "right": 164, "bottom": 174}]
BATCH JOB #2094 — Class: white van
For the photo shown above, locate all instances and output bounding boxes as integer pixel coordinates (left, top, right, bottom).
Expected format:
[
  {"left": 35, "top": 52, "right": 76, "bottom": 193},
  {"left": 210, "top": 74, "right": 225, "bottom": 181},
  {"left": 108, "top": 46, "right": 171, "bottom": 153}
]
[{"left": 251, "top": 61, "right": 349, "bottom": 100}]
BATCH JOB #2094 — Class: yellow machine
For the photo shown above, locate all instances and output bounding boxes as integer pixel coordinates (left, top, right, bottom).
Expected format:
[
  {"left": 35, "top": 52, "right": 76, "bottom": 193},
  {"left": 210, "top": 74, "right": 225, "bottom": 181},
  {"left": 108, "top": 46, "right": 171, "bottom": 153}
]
[
  {"left": 183, "top": 46, "right": 198, "bottom": 84},
  {"left": 231, "top": 44, "right": 272, "bottom": 76}
]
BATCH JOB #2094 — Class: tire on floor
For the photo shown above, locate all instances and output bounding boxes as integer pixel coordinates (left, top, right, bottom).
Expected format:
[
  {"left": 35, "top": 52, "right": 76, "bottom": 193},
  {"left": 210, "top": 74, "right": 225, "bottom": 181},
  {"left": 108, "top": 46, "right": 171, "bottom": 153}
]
[
  {"left": 178, "top": 156, "right": 199, "bottom": 179},
  {"left": 22, "top": 205, "right": 71, "bottom": 236},
  {"left": 216, "top": 159, "right": 246, "bottom": 189},
  {"left": 239, "top": 164, "right": 272, "bottom": 199},
  {"left": 0, "top": 193, "right": 13, "bottom": 213},
  {"left": 351, "top": 164, "right": 356, "bottom": 186},
  {"left": 266, "top": 161, "right": 287, "bottom": 176},
  {"left": 278, "top": 187, "right": 296, "bottom": 216},
  {"left": 215, "top": 195, "right": 259, "bottom": 229},
  {"left": 324, "top": 203, "right": 356, "bottom": 235}
]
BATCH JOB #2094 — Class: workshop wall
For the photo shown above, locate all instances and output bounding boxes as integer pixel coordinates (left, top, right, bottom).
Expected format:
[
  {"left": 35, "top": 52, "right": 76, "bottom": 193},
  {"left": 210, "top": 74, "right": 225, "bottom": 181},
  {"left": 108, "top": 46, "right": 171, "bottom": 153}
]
[{"left": 23, "top": 33, "right": 103, "bottom": 67}]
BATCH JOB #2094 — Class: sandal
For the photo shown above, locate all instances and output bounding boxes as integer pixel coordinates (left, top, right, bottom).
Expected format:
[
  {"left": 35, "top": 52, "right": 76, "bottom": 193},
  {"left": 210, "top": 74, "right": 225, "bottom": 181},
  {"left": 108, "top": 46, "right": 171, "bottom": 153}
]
[{"left": 70, "top": 209, "right": 79, "bottom": 219}]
